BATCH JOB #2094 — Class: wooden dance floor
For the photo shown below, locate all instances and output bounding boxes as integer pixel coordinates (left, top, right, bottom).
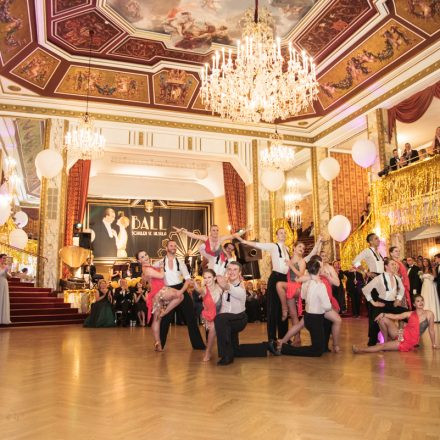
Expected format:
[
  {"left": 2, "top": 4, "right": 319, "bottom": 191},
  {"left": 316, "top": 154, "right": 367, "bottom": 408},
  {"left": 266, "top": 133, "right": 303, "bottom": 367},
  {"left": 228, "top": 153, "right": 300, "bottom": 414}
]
[{"left": 1, "top": 319, "right": 439, "bottom": 440}]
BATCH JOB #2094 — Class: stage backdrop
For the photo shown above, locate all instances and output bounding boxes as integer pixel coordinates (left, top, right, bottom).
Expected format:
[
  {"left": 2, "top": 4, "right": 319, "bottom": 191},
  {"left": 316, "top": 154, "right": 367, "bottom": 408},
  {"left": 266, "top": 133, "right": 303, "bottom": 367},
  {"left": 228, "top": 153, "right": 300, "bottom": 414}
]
[{"left": 86, "top": 199, "right": 211, "bottom": 263}]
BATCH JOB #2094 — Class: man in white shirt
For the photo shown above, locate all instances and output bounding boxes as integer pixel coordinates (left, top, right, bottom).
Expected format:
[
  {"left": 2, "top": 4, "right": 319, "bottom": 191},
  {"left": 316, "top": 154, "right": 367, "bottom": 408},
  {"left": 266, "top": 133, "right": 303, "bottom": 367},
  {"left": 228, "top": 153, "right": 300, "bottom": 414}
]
[
  {"left": 156, "top": 240, "right": 205, "bottom": 350},
  {"left": 201, "top": 241, "right": 236, "bottom": 276},
  {"left": 236, "top": 230, "right": 322, "bottom": 344},
  {"left": 362, "top": 258, "right": 408, "bottom": 345},
  {"left": 214, "top": 262, "right": 269, "bottom": 365},
  {"left": 352, "top": 233, "right": 385, "bottom": 278}
]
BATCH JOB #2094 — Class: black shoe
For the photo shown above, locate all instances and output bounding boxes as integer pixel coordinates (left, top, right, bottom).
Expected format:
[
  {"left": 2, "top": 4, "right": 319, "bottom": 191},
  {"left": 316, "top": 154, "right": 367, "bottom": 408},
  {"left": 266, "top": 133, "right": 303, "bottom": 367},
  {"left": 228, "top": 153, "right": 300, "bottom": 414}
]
[
  {"left": 267, "top": 340, "right": 281, "bottom": 356},
  {"left": 217, "top": 357, "right": 234, "bottom": 366},
  {"left": 367, "top": 341, "right": 376, "bottom": 346}
]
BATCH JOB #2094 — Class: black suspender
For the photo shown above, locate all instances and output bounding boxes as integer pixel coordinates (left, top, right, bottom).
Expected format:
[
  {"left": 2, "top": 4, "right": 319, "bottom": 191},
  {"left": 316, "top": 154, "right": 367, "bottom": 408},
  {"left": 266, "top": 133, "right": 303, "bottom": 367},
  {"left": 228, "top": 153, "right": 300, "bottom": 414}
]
[
  {"left": 369, "top": 248, "right": 383, "bottom": 261},
  {"left": 382, "top": 273, "right": 398, "bottom": 293},
  {"left": 216, "top": 254, "right": 229, "bottom": 268},
  {"left": 276, "top": 243, "right": 289, "bottom": 259},
  {"left": 163, "top": 257, "right": 180, "bottom": 272}
]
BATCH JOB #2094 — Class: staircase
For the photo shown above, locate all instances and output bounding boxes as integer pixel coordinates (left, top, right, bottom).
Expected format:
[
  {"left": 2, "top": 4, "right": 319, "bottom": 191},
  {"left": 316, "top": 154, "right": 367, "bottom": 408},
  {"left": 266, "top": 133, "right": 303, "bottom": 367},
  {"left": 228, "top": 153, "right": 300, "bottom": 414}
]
[{"left": 7, "top": 278, "right": 88, "bottom": 327}]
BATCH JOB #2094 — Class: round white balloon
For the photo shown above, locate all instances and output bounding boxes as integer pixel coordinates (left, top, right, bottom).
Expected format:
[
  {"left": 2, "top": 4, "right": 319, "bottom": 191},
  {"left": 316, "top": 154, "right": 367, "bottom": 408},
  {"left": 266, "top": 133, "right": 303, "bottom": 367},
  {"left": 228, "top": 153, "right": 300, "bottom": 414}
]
[
  {"left": 0, "top": 195, "right": 11, "bottom": 226},
  {"left": 35, "top": 149, "right": 63, "bottom": 179},
  {"left": 352, "top": 139, "right": 377, "bottom": 168},
  {"left": 14, "top": 211, "right": 28, "bottom": 228},
  {"left": 261, "top": 168, "right": 285, "bottom": 192},
  {"left": 195, "top": 168, "right": 208, "bottom": 180},
  {"left": 9, "top": 228, "right": 28, "bottom": 249},
  {"left": 305, "top": 166, "right": 312, "bottom": 183},
  {"left": 328, "top": 215, "right": 352, "bottom": 242},
  {"left": 319, "top": 157, "right": 340, "bottom": 181}
]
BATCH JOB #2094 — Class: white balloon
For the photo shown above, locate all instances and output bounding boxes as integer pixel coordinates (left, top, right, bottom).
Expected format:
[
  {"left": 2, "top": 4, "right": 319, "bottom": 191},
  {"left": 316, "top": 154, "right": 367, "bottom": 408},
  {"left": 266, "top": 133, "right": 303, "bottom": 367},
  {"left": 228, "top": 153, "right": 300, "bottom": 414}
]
[
  {"left": 0, "top": 195, "right": 11, "bottom": 226},
  {"left": 35, "top": 149, "right": 63, "bottom": 179},
  {"left": 14, "top": 211, "right": 29, "bottom": 228},
  {"left": 261, "top": 168, "right": 285, "bottom": 192},
  {"left": 305, "top": 166, "right": 312, "bottom": 183},
  {"left": 319, "top": 157, "right": 340, "bottom": 181},
  {"left": 352, "top": 139, "right": 377, "bottom": 168},
  {"left": 328, "top": 215, "right": 352, "bottom": 242},
  {"left": 195, "top": 168, "right": 208, "bottom": 180},
  {"left": 9, "top": 228, "right": 28, "bottom": 249}
]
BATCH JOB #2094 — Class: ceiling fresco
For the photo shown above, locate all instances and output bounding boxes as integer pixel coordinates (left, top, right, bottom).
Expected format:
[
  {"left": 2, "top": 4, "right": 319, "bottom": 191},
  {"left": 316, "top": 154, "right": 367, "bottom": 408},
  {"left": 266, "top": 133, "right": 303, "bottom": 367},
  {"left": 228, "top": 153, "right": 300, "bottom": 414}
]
[{"left": 0, "top": 0, "right": 438, "bottom": 123}]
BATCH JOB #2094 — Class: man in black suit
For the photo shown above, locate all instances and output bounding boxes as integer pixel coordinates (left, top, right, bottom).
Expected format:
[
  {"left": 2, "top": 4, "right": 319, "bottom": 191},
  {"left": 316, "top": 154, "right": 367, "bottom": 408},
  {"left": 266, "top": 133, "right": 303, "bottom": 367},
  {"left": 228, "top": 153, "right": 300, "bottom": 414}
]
[
  {"left": 407, "top": 256, "right": 422, "bottom": 299},
  {"left": 434, "top": 253, "right": 440, "bottom": 300},
  {"left": 91, "top": 208, "right": 117, "bottom": 258},
  {"left": 114, "top": 279, "right": 134, "bottom": 326},
  {"left": 389, "top": 149, "right": 400, "bottom": 171},
  {"left": 401, "top": 143, "right": 419, "bottom": 166}
]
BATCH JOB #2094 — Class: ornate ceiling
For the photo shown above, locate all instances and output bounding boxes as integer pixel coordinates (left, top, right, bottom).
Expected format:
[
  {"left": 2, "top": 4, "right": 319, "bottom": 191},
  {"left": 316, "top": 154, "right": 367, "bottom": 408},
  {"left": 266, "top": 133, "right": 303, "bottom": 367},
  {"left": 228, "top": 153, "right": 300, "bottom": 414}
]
[{"left": 0, "top": 0, "right": 439, "bottom": 125}]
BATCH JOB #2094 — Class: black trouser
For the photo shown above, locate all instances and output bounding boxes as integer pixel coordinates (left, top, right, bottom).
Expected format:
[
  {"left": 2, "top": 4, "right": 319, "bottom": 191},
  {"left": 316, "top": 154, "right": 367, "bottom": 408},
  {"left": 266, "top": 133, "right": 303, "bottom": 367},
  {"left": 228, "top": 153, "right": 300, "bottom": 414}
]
[
  {"left": 214, "top": 312, "right": 267, "bottom": 361},
  {"left": 160, "top": 284, "right": 205, "bottom": 350},
  {"left": 368, "top": 299, "right": 408, "bottom": 345},
  {"left": 281, "top": 312, "right": 325, "bottom": 357},
  {"left": 266, "top": 271, "right": 288, "bottom": 341},
  {"left": 347, "top": 285, "right": 361, "bottom": 316}
]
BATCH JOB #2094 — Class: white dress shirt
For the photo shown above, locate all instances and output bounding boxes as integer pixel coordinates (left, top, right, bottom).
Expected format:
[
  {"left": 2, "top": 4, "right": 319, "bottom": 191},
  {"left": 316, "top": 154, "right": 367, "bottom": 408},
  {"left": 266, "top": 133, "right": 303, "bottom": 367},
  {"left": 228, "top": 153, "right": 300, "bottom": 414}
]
[
  {"left": 362, "top": 273, "right": 404, "bottom": 302},
  {"left": 219, "top": 283, "right": 246, "bottom": 314},
  {"left": 154, "top": 256, "right": 190, "bottom": 287},
  {"left": 353, "top": 247, "right": 384, "bottom": 273},
  {"left": 252, "top": 242, "right": 290, "bottom": 274},
  {"left": 301, "top": 279, "right": 332, "bottom": 314},
  {"left": 201, "top": 247, "right": 236, "bottom": 276}
]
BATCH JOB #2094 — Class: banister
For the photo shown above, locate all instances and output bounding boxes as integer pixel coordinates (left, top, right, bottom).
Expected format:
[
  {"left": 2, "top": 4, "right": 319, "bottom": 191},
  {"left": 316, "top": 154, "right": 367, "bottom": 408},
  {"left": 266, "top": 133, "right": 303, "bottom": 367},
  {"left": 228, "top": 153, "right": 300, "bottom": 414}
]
[{"left": 0, "top": 240, "right": 48, "bottom": 261}]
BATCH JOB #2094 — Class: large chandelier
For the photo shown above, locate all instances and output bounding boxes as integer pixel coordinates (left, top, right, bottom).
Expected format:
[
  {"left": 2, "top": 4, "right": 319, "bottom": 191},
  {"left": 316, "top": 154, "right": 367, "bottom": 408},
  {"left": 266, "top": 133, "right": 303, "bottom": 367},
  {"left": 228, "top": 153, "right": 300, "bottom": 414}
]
[
  {"left": 284, "top": 178, "right": 302, "bottom": 227},
  {"left": 260, "top": 128, "right": 295, "bottom": 171},
  {"left": 200, "top": 1, "right": 318, "bottom": 123},
  {"left": 65, "top": 29, "right": 105, "bottom": 160}
]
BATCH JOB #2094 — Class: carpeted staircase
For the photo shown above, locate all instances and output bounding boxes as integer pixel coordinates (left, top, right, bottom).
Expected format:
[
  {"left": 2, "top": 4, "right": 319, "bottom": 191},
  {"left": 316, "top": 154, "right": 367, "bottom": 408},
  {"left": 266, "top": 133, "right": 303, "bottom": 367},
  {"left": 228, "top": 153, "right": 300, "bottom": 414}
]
[{"left": 8, "top": 277, "right": 87, "bottom": 327}]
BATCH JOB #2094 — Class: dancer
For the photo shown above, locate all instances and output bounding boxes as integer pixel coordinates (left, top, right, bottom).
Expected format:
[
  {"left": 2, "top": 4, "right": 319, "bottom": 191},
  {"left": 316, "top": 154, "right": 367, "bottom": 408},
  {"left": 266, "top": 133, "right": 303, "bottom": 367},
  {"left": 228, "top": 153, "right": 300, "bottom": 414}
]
[
  {"left": 420, "top": 258, "right": 440, "bottom": 322},
  {"left": 201, "top": 241, "right": 236, "bottom": 276},
  {"left": 0, "top": 253, "right": 11, "bottom": 325},
  {"left": 389, "top": 246, "right": 411, "bottom": 309},
  {"left": 353, "top": 295, "right": 437, "bottom": 353},
  {"left": 157, "top": 240, "right": 206, "bottom": 350},
  {"left": 235, "top": 231, "right": 322, "bottom": 345},
  {"left": 193, "top": 269, "right": 223, "bottom": 361}
]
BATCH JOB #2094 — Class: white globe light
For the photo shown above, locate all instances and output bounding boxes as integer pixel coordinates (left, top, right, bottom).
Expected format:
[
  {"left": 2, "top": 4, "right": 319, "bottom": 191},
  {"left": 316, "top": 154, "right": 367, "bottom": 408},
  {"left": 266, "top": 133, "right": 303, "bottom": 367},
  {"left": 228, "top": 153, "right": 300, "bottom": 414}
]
[
  {"left": 195, "top": 168, "right": 208, "bottom": 180},
  {"left": 35, "top": 149, "right": 63, "bottom": 179},
  {"left": 9, "top": 228, "right": 28, "bottom": 249},
  {"left": 261, "top": 168, "right": 285, "bottom": 192},
  {"left": 319, "top": 157, "right": 340, "bottom": 181},
  {"left": 0, "top": 195, "right": 11, "bottom": 226},
  {"left": 14, "top": 211, "right": 28, "bottom": 228},
  {"left": 352, "top": 139, "right": 377, "bottom": 168},
  {"left": 328, "top": 215, "right": 352, "bottom": 242},
  {"left": 305, "top": 166, "right": 312, "bottom": 183}
]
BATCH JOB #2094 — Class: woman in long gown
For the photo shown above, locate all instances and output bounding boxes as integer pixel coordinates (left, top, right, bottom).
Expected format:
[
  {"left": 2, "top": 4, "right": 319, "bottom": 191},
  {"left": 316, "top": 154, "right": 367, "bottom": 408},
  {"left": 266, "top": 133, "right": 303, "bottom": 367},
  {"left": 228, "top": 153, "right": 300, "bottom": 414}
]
[
  {"left": 389, "top": 246, "right": 411, "bottom": 309},
  {"left": 83, "top": 279, "right": 116, "bottom": 327},
  {"left": 0, "top": 253, "right": 11, "bottom": 325},
  {"left": 420, "top": 258, "right": 440, "bottom": 322},
  {"left": 193, "top": 269, "right": 223, "bottom": 362}
]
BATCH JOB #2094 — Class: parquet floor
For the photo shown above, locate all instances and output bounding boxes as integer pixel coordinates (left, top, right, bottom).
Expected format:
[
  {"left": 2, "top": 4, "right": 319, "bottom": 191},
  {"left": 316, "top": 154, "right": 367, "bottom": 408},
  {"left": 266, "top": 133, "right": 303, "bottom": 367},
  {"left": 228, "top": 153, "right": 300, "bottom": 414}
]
[{"left": 1, "top": 319, "right": 439, "bottom": 440}]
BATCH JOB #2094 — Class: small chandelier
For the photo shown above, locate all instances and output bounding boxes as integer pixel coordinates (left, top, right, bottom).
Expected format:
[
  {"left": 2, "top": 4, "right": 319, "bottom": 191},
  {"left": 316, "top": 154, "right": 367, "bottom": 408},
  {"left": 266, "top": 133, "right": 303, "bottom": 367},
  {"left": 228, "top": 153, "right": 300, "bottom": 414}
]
[
  {"left": 65, "top": 30, "right": 105, "bottom": 160},
  {"left": 260, "top": 128, "right": 295, "bottom": 171},
  {"left": 284, "top": 178, "right": 302, "bottom": 227},
  {"left": 200, "top": 0, "right": 318, "bottom": 123}
]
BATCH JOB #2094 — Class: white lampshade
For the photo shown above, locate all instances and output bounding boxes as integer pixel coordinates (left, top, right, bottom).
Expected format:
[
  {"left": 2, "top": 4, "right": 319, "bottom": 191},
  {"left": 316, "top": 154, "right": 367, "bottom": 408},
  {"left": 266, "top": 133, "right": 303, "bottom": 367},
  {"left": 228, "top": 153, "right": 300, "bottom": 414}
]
[{"left": 319, "top": 157, "right": 340, "bottom": 181}]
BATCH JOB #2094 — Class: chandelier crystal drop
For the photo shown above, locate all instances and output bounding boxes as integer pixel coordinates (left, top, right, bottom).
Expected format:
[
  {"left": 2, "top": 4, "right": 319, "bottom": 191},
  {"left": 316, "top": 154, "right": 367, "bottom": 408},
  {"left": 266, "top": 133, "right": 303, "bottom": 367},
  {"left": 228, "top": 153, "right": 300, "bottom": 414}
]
[
  {"left": 284, "top": 178, "right": 302, "bottom": 226},
  {"left": 260, "top": 129, "right": 295, "bottom": 171},
  {"left": 64, "top": 29, "right": 105, "bottom": 160},
  {"left": 200, "top": 3, "right": 319, "bottom": 123}
]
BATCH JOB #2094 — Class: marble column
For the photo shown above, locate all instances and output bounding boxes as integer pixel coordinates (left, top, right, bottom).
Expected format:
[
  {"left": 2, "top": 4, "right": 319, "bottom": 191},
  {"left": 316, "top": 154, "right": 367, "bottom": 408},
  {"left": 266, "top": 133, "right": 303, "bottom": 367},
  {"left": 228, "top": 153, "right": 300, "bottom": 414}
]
[
  {"left": 311, "top": 147, "right": 334, "bottom": 259},
  {"left": 37, "top": 119, "right": 68, "bottom": 289}
]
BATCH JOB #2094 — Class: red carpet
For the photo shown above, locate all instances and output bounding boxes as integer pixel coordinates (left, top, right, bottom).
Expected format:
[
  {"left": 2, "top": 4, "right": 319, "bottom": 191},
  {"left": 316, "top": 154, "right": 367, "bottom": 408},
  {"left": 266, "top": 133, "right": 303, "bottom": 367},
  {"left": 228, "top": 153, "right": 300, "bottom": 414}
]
[{"left": 7, "top": 278, "right": 87, "bottom": 327}]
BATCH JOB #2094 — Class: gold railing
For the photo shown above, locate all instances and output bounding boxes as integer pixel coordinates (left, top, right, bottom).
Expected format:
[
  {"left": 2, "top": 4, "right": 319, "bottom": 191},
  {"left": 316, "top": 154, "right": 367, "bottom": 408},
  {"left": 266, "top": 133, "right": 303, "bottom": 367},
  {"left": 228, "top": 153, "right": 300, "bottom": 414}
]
[{"left": 341, "top": 155, "right": 440, "bottom": 269}]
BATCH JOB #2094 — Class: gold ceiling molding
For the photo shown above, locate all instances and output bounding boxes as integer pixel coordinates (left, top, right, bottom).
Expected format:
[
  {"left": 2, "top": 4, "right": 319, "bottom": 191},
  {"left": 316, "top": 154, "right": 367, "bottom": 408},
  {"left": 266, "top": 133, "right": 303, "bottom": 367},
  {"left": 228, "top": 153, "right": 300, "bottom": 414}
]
[{"left": 0, "top": 59, "right": 438, "bottom": 143}]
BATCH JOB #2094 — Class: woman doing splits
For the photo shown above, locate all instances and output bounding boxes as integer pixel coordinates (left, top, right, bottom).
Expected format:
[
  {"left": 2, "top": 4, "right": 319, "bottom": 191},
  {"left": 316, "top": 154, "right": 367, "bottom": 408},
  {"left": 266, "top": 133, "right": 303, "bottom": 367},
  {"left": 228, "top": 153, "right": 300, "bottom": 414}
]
[
  {"left": 193, "top": 269, "right": 223, "bottom": 362},
  {"left": 353, "top": 295, "right": 438, "bottom": 353}
]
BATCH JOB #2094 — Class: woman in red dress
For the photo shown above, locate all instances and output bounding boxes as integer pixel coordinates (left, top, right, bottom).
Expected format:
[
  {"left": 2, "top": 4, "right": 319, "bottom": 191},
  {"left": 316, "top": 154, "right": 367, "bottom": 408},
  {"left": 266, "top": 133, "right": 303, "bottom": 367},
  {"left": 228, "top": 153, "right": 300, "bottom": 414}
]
[
  {"left": 389, "top": 246, "right": 411, "bottom": 309},
  {"left": 352, "top": 295, "right": 438, "bottom": 353}
]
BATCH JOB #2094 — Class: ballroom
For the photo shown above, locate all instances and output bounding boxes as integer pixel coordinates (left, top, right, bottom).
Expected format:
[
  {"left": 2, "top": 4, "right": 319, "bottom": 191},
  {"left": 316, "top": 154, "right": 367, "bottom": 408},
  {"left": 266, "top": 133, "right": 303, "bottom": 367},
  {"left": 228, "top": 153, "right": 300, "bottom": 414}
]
[{"left": 0, "top": 0, "right": 439, "bottom": 439}]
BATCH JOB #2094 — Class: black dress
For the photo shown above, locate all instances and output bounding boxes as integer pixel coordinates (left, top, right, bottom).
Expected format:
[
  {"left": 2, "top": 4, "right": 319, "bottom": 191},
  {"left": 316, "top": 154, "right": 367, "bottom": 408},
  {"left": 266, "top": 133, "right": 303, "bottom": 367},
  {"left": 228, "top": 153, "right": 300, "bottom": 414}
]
[
  {"left": 83, "top": 292, "right": 115, "bottom": 327},
  {"left": 134, "top": 291, "right": 147, "bottom": 313}
]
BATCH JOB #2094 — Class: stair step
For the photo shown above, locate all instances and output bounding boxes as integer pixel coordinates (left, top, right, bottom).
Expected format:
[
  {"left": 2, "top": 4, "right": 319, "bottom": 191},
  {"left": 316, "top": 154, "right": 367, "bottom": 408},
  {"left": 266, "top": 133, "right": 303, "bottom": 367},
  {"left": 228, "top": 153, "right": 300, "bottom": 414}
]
[
  {"left": 9, "top": 287, "right": 51, "bottom": 293},
  {"left": 10, "top": 292, "right": 55, "bottom": 298},
  {"left": 11, "top": 302, "right": 69, "bottom": 309},
  {"left": 11, "top": 313, "right": 85, "bottom": 322},
  {"left": 8, "top": 281, "right": 35, "bottom": 287},
  {"left": 11, "top": 308, "right": 78, "bottom": 316},
  {"left": 10, "top": 297, "right": 64, "bottom": 303},
  {"left": 7, "top": 319, "right": 87, "bottom": 327}
]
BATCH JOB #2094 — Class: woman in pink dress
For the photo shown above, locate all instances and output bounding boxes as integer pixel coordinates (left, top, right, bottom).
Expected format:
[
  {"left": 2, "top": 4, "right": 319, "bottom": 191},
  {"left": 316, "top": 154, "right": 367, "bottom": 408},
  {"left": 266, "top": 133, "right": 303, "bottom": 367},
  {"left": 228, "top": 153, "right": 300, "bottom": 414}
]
[
  {"left": 390, "top": 246, "right": 411, "bottom": 310},
  {"left": 353, "top": 294, "right": 438, "bottom": 353},
  {"left": 193, "top": 269, "right": 223, "bottom": 362}
]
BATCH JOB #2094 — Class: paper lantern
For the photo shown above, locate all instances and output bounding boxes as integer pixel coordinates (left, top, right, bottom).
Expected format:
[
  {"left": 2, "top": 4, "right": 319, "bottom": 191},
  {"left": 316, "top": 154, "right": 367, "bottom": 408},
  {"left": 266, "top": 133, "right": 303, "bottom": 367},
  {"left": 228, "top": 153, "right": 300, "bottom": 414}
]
[
  {"left": 0, "top": 195, "right": 11, "bottom": 226},
  {"left": 352, "top": 139, "right": 377, "bottom": 168},
  {"left": 305, "top": 166, "right": 312, "bottom": 183},
  {"left": 261, "top": 168, "right": 285, "bottom": 192},
  {"left": 195, "top": 168, "right": 208, "bottom": 180},
  {"left": 9, "top": 228, "right": 28, "bottom": 249},
  {"left": 35, "top": 149, "right": 63, "bottom": 179},
  {"left": 319, "top": 157, "right": 340, "bottom": 181},
  {"left": 14, "top": 211, "right": 28, "bottom": 228},
  {"left": 328, "top": 215, "right": 352, "bottom": 242}
]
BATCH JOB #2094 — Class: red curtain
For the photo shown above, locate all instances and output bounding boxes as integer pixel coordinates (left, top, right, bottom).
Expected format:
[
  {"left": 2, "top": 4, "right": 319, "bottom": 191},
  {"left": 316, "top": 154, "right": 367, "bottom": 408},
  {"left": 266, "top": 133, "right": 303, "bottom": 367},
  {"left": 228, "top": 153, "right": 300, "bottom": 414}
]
[
  {"left": 64, "top": 160, "right": 91, "bottom": 246},
  {"left": 222, "top": 162, "right": 247, "bottom": 233},
  {"left": 388, "top": 81, "right": 440, "bottom": 141}
]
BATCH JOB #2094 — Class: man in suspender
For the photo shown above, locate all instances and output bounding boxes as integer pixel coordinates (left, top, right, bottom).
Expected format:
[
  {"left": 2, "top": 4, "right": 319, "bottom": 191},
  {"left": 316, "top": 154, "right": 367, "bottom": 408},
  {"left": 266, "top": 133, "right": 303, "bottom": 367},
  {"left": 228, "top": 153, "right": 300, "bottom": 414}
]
[{"left": 201, "top": 242, "right": 236, "bottom": 276}]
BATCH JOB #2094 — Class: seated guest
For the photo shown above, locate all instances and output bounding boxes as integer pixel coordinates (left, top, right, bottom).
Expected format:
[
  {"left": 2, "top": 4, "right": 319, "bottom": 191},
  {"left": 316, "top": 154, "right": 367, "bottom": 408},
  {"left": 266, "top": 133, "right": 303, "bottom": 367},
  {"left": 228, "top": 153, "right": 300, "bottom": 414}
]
[
  {"left": 83, "top": 279, "right": 115, "bottom": 328},
  {"left": 133, "top": 282, "right": 147, "bottom": 327},
  {"left": 114, "top": 279, "right": 134, "bottom": 327},
  {"left": 432, "top": 126, "right": 440, "bottom": 155},
  {"left": 401, "top": 143, "right": 419, "bottom": 166},
  {"left": 419, "top": 148, "right": 429, "bottom": 160},
  {"left": 257, "top": 281, "right": 267, "bottom": 322},
  {"left": 389, "top": 149, "right": 400, "bottom": 171},
  {"left": 110, "top": 264, "right": 122, "bottom": 282}
]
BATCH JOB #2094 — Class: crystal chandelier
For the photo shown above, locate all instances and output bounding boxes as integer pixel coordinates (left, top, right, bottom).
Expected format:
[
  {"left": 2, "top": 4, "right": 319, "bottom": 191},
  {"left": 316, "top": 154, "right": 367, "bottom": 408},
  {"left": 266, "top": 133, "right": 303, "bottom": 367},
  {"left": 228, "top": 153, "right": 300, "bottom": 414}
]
[
  {"left": 200, "top": 0, "right": 319, "bottom": 123},
  {"left": 260, "top": 128, "right": 295, "bottom": 171},
  {"left": 284, "top": 178, "right": 302, "bottom": 227},
  {"left": 65, "top": 30, "right": 105, "bottom": 160}
]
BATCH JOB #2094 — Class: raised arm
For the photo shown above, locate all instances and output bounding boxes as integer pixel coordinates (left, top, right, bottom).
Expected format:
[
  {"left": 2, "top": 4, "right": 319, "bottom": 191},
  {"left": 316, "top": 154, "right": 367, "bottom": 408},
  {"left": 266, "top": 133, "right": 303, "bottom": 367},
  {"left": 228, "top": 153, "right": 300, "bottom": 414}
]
[
  {"left": 219, "top": 229, "right": 246, "bottom": 243},
  {"left": 144, "top": 266, "right": 164, "bottom": 279},
  {"left": 304, "top": 235, "right": 323, "bottom": 263},
  {"left": 173, "top": 227, "right": 208, "bottom": 241},
  {"left": 234, "top": 235, "right": 274, "bottom": 251}
]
